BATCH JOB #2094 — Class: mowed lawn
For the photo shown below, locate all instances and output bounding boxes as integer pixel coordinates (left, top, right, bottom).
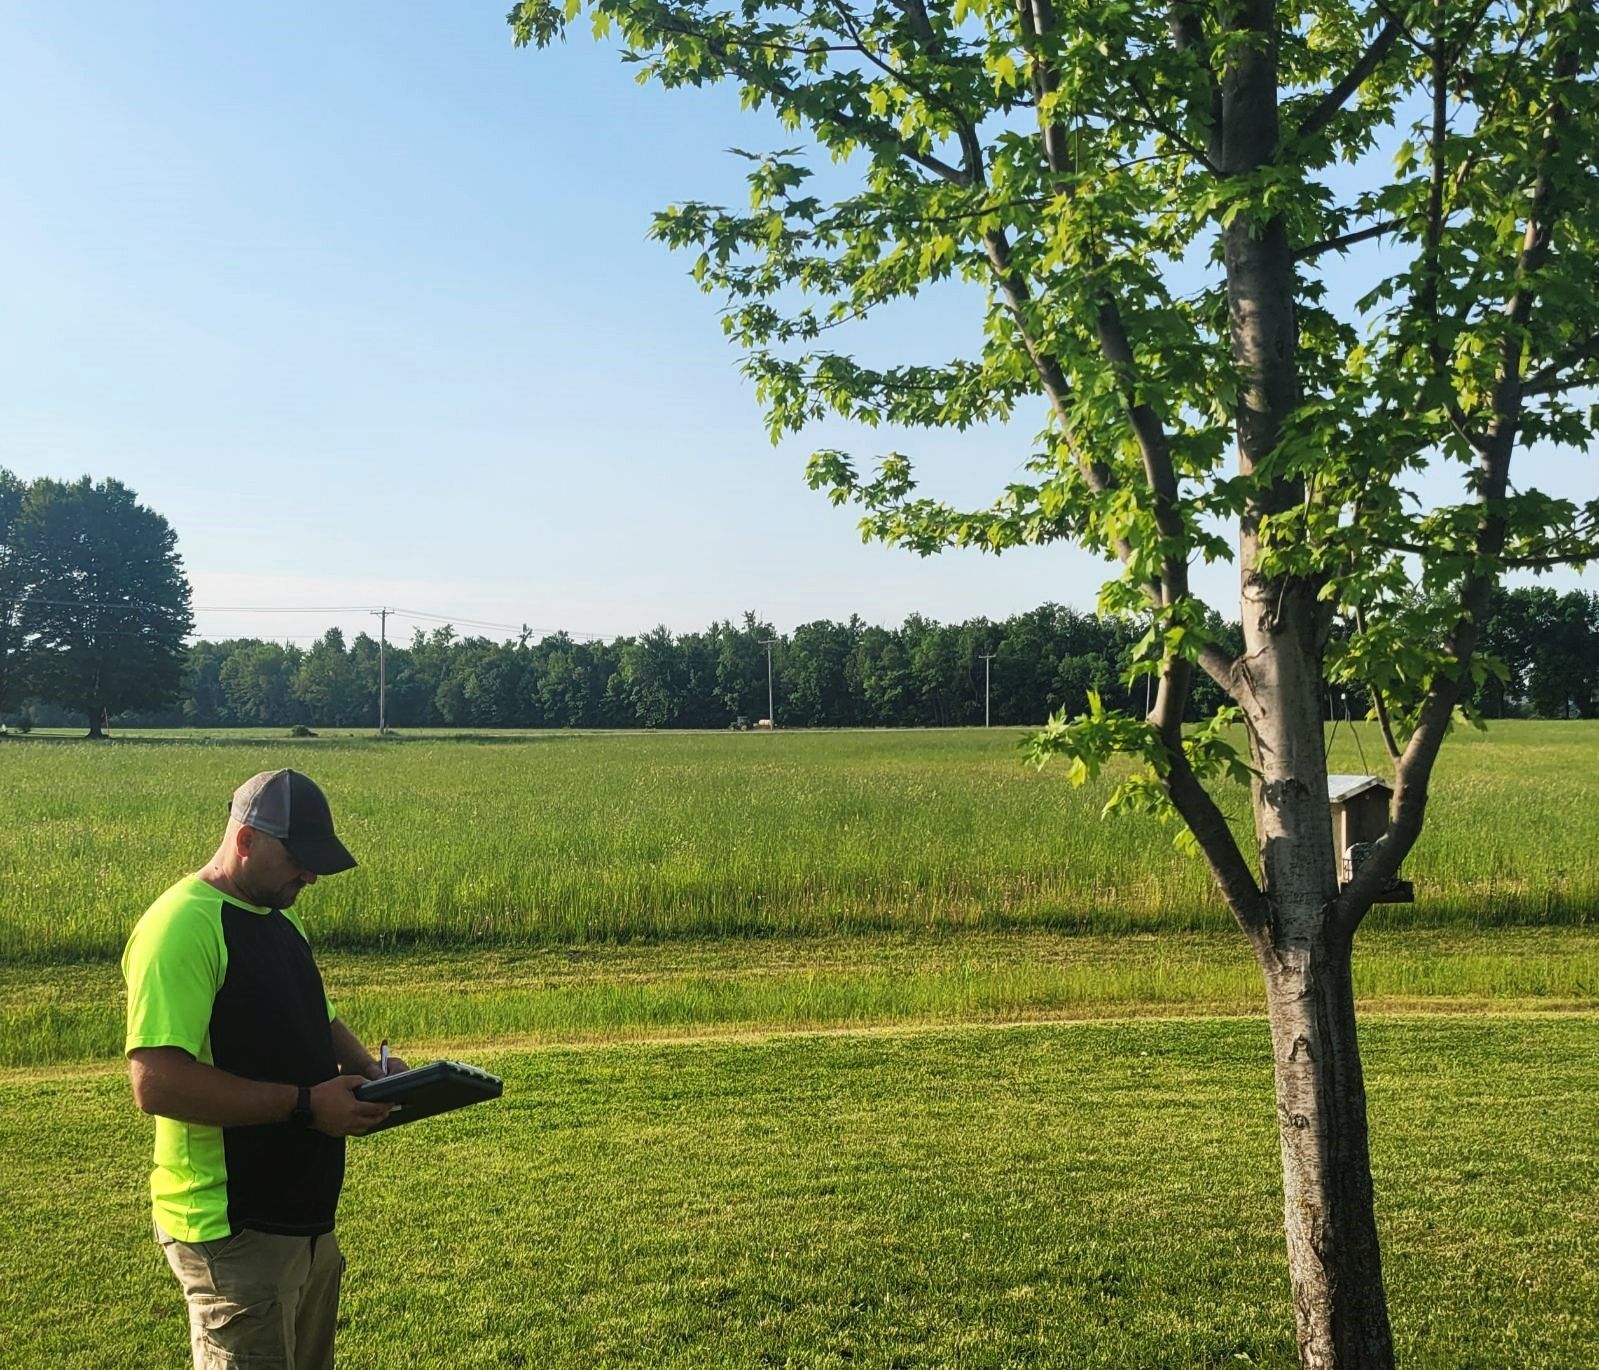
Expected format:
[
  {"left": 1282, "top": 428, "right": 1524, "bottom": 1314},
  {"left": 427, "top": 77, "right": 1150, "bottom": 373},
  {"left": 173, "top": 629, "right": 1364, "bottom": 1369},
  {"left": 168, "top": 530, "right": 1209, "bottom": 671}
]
[
  {"left": 6, "top": 926, "right": 1599, "bottom": 1068},
  {"left": 3, "top": 1015, "right": 1596, "bottom": 1368}
]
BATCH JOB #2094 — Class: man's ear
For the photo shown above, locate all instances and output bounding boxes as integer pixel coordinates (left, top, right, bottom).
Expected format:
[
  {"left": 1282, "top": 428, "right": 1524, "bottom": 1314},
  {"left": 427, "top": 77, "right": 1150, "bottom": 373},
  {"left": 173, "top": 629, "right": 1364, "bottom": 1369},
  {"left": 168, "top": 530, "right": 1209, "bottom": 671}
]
[{"left": 234, "top": 825, "right": 257, "bottom": 860}]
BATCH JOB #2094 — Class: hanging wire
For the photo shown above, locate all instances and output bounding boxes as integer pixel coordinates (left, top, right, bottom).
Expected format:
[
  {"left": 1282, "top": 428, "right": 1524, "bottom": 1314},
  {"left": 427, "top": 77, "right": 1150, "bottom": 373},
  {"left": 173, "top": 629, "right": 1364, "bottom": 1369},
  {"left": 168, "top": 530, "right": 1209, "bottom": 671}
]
[{"left": 1347, "top": 692, "right": 1370, "bottom": 775}]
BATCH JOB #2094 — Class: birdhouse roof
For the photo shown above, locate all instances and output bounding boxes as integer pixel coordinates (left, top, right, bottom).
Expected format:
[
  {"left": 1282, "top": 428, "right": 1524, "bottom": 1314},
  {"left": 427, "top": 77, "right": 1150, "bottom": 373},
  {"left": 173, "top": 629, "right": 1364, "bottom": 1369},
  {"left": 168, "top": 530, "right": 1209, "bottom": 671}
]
[{"left": 1327, "top": 774, "right": 1393, "bottom": 804}]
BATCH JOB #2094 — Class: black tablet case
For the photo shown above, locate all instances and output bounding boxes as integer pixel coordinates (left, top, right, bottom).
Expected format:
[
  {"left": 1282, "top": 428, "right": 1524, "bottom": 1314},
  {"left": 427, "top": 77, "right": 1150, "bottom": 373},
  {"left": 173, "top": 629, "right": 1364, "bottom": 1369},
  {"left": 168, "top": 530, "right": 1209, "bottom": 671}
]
[{"left": 354, "top": 1059, "right": 503, "bottom": 1133}]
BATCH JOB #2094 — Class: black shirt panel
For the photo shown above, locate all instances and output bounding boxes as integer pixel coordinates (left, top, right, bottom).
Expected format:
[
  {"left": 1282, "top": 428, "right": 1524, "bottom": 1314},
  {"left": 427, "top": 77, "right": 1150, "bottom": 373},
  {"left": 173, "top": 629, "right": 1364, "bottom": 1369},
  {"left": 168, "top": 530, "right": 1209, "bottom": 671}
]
[{"left": 211, "top": 902, "right": 345, "bottom": 1236}]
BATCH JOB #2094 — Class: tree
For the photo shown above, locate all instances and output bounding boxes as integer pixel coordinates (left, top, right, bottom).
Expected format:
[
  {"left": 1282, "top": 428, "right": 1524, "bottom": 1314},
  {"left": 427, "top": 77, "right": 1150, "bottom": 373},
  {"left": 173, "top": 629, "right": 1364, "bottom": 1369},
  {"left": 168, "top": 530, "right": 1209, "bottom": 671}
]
[
  {"left": 0, "top": 468, "right": 26, "bottom": 716},
  {"left": 530, "top": 633, "right": 590, "bottom": 726},
  {"left": 295, "top": 628, "right": 364, "bottom": 727},
  {"left": 183, "top": 639, "right": 236, "bottom": 726},
  {"left": 713, "top": 612, "right": 776, "bottom": 720},
  {"left": 19, "top": 476, "right": 192, "bottom": 736},
  {"left": 674, "top": 624, "right": 725, "bottom": 726},
  {"left": 220, "top": 641, "right": 301, "bottom": 725},
  {"left": 515, "top": 2, "right": 1599, "bottom": 1362},
  {"left": 788, "top": 616, "right": 862, "bottom": 724},
  {"left": 1528, "top": 590, "right": 1599, "bottom": 718},
  {"left": 619, "top": 624, "right": 688, "bottom": 727}
]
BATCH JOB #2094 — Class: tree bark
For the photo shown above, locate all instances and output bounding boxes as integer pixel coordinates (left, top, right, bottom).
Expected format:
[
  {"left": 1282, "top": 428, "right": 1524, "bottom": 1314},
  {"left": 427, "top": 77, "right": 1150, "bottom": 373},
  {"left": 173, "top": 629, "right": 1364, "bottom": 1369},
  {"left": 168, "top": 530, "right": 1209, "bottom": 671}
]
[
  {"left": 1241, "top": 622, "right": 1394, "bottom": 1367},
  {"left": 1257, "top": 915, "right": 1392, "bottom": 1367},
  {"left": 1215, "top": 5, "right": 1397, "bottom": 1360}
]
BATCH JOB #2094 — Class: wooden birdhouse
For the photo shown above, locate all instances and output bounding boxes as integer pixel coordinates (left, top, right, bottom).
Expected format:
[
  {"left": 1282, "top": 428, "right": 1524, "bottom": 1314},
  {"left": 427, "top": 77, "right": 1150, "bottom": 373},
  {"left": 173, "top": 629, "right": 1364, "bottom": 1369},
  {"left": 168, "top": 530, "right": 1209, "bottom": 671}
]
[{"left": 1326, "top": 775, "right": 1413, "bottom": 903}]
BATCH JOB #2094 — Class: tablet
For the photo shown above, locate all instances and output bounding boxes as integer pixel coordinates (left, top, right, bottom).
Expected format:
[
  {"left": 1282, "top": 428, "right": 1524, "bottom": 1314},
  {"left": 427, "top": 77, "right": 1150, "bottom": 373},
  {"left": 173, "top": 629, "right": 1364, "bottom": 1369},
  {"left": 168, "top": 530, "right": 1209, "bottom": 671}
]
[{"left": 354, "top": 1059, "right": 503, "bottom": 1133}]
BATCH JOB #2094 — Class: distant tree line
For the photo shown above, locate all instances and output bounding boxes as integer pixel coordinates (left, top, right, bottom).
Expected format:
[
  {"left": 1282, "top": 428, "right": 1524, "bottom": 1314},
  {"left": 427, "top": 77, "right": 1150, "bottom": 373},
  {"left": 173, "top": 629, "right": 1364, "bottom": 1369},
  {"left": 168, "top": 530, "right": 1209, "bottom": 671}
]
[
  {"left": 94, "top": 606, "right": 1243, "bottom": 731},
  {"left": 8, "top": 589, "right": 1591, "bottom": 735},
  {"left": 3, "top": 467, "right": 1594, "bottom": 733},
  {"left": 1471, "top": 587, "right": 1599, "bottom": 720}
]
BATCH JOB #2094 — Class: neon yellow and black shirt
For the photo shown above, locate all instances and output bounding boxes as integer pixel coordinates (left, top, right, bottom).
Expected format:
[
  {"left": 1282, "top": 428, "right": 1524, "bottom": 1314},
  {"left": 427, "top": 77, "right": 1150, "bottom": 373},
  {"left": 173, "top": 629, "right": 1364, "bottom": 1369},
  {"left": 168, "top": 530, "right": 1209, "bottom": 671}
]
[{"left": 123, "top": 875, "right": 342, "bottom": 1242}]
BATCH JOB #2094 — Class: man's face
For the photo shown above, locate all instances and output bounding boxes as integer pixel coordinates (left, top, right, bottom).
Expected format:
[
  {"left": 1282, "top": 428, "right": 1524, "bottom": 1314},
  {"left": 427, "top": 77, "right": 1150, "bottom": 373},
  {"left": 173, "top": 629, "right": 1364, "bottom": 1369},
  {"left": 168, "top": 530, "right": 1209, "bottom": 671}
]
[{"left": 239, "top": 830, "right": 319, "bottom": 909}]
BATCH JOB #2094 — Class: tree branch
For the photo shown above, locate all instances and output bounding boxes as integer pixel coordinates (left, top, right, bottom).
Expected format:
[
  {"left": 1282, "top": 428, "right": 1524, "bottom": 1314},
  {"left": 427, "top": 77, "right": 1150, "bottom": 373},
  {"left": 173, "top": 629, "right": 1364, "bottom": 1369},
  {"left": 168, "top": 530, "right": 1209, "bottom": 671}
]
[
  {"left": 1167, "top": 1, "right": 1223, "bottom": 166},
  {"left": 1350, "top": 607, "right": 1402, "bottom": 761},
  {"left": 1123, "top": 65, "right": 1220, "bottom": 173},
  {"left": 1368, "top": 687, "right": 1402, "bottom": 761},
  {"left": 1522, "top": 332, "right": 1599, "bottom": 395},
  {"left": 830, "top": 1, "right": 986, "bottom": 179},
  {"left": 1373, "top": 537, "right": 1598, "bottom": 570},
  {"left": 1016, "top": 0, "right": 1073, "bottom": 175},
  {"left": 1011, "top": 0, "right": 1241, "bottom": 707},
  {"left": 1294, "top": 218, "right": 1401, "bottom": 261},
  {"left": 1154, "top": 658, "right": 1269, "bottom": 936},
  {"left": 1295, "top": 16, "right": 1407, "bottom": 144},
  {"left": 644, "top": 13, "right": 977, "bottom": 186},
  {"left": 1199, "top": 641, "right": 1247, "bottom": 702},
  {"left": 1336, "top": 10, "right": 1584, "bottom": 936}
]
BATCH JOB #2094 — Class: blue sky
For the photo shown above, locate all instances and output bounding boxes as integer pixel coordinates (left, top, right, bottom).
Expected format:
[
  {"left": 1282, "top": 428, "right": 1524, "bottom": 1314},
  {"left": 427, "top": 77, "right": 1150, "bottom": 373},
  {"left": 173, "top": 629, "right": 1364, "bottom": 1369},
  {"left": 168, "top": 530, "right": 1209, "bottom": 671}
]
[{"left": 1, "top": 4, "right": 1590, "bottom": 649}]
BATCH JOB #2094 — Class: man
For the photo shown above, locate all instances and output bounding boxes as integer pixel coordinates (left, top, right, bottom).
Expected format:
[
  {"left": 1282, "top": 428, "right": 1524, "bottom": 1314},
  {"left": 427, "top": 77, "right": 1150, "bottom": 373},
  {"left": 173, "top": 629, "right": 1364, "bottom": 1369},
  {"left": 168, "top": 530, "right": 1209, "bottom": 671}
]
[{"left": 123, "top": 768, "right": 407, "bottom": 1369}]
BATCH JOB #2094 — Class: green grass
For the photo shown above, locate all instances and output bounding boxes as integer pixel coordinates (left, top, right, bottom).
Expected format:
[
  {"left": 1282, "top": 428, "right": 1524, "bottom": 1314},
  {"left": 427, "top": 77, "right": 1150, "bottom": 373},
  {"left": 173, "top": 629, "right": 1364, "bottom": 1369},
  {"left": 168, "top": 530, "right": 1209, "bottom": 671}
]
[
  {"left": 6, "top": 727, "right": 1594, "bottom": 1362},
  {"left": 6, "top": 926, "right": 1597, "bottom": 1069},
  {"left": 3, "top": 721, "right": 1598, "bottom": 961},
  {"left": 4, "top": 1014, "right": 1595, "bottom": 1368}
]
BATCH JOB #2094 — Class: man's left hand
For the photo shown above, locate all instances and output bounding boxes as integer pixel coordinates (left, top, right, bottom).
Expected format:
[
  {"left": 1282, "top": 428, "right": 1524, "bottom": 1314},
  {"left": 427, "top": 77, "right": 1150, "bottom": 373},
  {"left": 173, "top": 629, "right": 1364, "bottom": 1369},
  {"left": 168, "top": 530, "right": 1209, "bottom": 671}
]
[{"left": 365, "top": 1055, "right": 409, "bottom": 1079}]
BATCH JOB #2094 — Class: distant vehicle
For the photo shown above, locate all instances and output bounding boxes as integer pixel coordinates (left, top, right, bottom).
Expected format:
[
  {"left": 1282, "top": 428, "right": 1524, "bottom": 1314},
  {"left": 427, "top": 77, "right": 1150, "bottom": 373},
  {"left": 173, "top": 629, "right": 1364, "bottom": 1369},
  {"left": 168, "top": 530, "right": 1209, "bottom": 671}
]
[{"left": 754, "top": 718, "right": 773, "bottom": 730}]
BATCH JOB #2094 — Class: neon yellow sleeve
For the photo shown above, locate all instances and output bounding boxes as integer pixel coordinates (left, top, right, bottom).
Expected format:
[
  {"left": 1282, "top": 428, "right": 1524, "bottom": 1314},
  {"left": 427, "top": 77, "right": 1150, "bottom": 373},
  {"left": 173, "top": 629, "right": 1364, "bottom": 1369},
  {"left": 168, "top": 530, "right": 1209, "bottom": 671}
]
[{"left": 123, "top": 888, "right": 225, "bottom": 1059}]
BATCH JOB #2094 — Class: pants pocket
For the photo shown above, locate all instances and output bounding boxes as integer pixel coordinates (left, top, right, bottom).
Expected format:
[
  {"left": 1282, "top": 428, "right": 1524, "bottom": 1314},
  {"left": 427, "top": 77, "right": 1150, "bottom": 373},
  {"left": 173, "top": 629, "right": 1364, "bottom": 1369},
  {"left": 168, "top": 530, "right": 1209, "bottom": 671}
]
[
  {"left": 195, "top": 1228, "right": 252, "bottom": 1264},
  {"left": 193, "top": 1292, "right": 287, "bottom": 1367}
]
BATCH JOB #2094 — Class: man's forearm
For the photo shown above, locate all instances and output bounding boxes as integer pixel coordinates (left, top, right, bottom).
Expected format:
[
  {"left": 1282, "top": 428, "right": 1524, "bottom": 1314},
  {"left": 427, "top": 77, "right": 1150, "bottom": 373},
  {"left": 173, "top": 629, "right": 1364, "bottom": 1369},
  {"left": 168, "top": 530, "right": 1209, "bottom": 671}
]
[
  {"left": 129, "top": 1048, "right": 296, "bottom": 1127},
  {"left": 330, "top": 1017, "right": 379, "bottom": 1076}
]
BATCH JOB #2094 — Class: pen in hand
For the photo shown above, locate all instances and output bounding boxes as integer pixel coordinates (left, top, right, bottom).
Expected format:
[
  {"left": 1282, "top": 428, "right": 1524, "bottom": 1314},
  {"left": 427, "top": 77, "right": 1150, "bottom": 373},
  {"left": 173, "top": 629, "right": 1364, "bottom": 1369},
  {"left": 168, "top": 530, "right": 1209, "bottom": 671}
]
[{"left": 379, "top": 1039, "right": 389, "bottom": 1077}]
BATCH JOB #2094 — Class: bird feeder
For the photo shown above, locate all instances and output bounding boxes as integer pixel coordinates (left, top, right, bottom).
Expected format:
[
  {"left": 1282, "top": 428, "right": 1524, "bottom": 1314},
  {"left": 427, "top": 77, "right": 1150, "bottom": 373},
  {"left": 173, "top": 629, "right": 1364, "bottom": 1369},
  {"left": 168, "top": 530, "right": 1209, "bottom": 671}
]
[{"left": 1326, "top": 775, "right": 1413, "bottom": 903}]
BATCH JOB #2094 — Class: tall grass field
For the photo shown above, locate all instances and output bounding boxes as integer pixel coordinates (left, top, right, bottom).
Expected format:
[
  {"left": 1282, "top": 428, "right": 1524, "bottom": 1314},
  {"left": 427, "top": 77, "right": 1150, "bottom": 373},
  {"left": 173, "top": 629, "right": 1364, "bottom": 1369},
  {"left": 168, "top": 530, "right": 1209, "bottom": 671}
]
[{"left": 2, "top": 721, "right": 1596, "bottom": 961}]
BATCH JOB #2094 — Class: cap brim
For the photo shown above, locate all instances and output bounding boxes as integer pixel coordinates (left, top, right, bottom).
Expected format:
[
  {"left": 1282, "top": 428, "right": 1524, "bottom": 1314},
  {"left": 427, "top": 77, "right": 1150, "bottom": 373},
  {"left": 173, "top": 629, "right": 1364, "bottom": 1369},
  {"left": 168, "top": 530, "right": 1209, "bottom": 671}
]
[{"left": 283, "top": 833, "right": 358, "bottom": 876}]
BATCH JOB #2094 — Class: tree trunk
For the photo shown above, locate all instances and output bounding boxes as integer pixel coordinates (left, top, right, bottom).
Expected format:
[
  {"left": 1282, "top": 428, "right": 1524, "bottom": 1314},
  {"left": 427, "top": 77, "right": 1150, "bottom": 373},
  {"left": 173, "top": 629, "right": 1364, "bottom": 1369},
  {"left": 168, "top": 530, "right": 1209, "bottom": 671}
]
[
  {"left": 1258, "top": 922, "right": 1393, "bottom": 1367},
  {"left": 1244, "top": 622, "right": 1394, "bottom": 1368}
]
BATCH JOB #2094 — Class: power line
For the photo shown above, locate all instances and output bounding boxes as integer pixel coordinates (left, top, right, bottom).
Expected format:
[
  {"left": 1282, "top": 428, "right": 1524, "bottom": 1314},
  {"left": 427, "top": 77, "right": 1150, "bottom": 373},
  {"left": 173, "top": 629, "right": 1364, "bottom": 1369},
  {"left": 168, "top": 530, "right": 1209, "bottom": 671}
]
[
  {"left": 385, "top": 607, "right": 610, "bottom": 642},
  {"left": 192, "top": 605, "right": 382, "bottom": 613},
  {"left": 15, "top": 594, "right": 739, "bottom": 648}
]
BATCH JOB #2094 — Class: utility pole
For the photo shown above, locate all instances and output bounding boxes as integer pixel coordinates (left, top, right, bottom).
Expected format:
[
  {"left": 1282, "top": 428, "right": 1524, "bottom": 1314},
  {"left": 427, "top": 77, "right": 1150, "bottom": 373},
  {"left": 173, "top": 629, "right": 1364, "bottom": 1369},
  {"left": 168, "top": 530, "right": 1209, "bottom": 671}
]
[
  {"left": 980, "top": 653, "right": 996, "bottom": 728},
  {"left": 760, "top": 638, "right": 776, "bottom": 727},
  {"left": 370, "top": 607, "right": 388, "bottom": 732}
]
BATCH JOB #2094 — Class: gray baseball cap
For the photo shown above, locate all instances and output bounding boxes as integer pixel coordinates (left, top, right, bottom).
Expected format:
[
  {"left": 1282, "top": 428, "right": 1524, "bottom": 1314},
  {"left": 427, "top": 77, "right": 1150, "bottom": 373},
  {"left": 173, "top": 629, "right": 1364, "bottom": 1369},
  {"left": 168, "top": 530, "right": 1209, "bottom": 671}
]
[{"left": 229, "top": 769, "right": 357, "bottom": 875}]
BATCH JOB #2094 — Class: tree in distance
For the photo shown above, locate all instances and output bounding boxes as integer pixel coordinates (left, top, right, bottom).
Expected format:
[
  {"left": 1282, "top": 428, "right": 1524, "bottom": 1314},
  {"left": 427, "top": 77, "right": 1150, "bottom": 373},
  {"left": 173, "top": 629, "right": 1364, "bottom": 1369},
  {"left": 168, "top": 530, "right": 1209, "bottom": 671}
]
[
  {"left": 513, "top": 2, "right": 1599, "bottom": 1363},
  {"left": 0, "top": 469, "right": 27, "bottom": 717},
  {"left": 19, "top": 475, "right": 193, "bottom": 738}
]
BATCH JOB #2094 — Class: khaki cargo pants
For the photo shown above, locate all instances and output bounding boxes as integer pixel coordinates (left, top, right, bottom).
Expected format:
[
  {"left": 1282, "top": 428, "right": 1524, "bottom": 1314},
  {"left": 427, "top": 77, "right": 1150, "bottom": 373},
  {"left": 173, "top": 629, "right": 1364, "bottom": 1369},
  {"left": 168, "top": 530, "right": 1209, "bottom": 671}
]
[{"left": 156, "top": 1222, "right": 345, "bottom": 1369}]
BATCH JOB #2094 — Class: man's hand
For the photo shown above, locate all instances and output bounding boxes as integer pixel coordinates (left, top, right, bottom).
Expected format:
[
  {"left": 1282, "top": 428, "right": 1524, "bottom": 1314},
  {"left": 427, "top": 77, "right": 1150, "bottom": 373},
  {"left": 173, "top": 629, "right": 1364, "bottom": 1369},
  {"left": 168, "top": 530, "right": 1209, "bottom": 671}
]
[
  {"left": 329, "top": 1017, "right": 407, "bottom": 1079},
  {"left": 309, "top": 1075, "right": 393, "bottom": 1137}
]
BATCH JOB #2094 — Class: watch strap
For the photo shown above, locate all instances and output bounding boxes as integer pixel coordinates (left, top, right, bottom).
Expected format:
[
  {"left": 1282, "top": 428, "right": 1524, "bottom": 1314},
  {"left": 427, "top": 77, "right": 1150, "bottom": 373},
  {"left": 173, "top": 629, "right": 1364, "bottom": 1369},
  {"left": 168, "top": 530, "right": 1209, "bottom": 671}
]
[{"left": 291, "top": 1084, "right": 313, "bottom": 1127}]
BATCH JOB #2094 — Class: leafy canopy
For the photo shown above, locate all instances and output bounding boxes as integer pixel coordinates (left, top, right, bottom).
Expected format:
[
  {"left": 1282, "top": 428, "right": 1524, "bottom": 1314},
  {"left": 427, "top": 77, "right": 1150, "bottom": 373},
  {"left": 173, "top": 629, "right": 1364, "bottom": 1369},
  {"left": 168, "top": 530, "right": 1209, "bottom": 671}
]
[{"left": 513, "top": 0, "right": 1599, "bottom": 789}]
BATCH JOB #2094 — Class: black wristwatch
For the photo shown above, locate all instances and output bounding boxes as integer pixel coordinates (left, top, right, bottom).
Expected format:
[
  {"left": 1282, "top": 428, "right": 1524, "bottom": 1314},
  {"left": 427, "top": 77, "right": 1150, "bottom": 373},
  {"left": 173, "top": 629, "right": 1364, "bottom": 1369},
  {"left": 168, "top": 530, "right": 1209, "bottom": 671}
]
[{"left": 290, "top": 1085, "right": 313, "bottom": 1128}]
